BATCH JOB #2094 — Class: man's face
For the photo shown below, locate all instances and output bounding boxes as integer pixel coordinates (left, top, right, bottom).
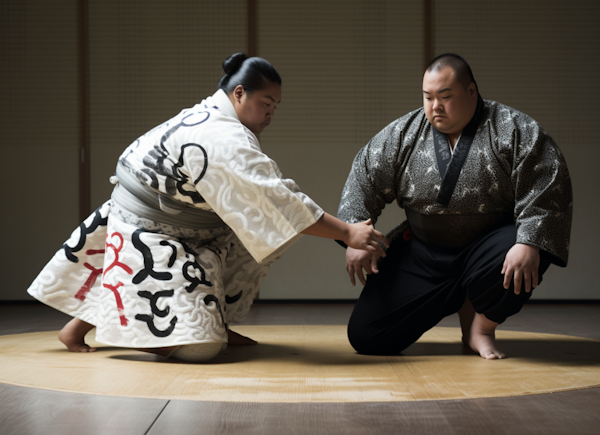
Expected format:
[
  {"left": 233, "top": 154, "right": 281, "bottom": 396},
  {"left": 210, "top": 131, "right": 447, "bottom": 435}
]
[
  {"left": 234, "top": 81, "right": 281, "bottom": 135},
  {"left": 422, "top": 67, "right": 477, "bottom": 137}
]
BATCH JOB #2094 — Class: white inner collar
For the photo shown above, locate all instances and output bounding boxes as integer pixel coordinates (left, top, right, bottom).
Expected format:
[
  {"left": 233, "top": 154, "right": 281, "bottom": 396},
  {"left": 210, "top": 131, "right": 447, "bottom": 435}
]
[{"left": 449, "top": 133, "right": 462, "bottom": 154}]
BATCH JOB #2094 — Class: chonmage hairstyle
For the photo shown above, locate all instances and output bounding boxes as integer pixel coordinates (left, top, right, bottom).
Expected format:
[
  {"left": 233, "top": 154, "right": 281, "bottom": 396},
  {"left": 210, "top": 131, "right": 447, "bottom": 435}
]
[
  {"left": 218, "top": 52, "right": 282, "bottom": 95},
  {"left": 426, "top": 53, "right": 478, "bottom": 93}
]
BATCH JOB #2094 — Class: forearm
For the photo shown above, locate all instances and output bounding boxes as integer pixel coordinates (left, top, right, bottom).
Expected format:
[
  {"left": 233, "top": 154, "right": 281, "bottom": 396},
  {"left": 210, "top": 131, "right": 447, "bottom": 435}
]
[{"left": 301, "top": 212, "right": 350, "bottom": 243}]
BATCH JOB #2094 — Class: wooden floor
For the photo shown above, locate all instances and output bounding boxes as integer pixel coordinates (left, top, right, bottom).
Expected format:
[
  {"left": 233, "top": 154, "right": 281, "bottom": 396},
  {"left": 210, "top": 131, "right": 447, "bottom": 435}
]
[{"left": 1, "top": 302, "right": 600, "bottom": 435}]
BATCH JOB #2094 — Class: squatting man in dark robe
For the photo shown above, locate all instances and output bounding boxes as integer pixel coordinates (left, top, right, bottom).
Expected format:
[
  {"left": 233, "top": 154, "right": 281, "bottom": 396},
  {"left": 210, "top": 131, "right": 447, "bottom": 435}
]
[{"left": 337, "top": 53, "right": 572, "bottom": 359}]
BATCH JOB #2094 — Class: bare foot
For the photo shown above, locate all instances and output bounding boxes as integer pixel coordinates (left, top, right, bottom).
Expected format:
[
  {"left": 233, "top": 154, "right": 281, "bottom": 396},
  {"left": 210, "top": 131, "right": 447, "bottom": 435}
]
[
  {"left": 58, "top": 318, "right": 97, "bottom": 352},
  {"left": 227, "top": 329, "right": 257, "bottom": 346},
  {"left": 462, "top": 313, "right": 506, "bottom": 360}
]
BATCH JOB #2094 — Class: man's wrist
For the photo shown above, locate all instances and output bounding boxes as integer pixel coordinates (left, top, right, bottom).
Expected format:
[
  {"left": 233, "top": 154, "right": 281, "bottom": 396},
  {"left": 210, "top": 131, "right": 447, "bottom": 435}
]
[
  {"left": 517, "top": 243, "right": 540, "bottom": 252},
  {"left": 341, "top": 222, "right": 351, "bottom": 246}
]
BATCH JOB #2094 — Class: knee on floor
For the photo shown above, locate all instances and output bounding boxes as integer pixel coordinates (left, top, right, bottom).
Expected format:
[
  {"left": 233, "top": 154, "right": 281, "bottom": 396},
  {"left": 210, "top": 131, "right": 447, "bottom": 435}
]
[
  {"left": 347, "top": 328, "right": 410, "bottom": 356},
  {"left": 168, "top": 342, "right": 226, "bottom": 363}
]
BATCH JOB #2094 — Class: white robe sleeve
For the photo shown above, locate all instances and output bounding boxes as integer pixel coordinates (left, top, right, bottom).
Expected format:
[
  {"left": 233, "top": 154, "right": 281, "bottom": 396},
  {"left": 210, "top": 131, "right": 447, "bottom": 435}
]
[{"left": 188, "top": 119, "right": 324, "bottom": 263}]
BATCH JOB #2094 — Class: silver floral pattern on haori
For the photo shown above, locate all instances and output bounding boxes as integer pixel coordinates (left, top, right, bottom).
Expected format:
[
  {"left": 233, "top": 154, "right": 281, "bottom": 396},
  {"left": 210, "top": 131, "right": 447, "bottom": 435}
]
[{"left": 338, "top": 100, "right": 572, "bottom": 266}]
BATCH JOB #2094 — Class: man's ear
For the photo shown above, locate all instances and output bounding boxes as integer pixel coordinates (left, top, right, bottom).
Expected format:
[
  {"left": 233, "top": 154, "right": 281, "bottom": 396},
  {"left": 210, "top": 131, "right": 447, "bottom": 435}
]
[
  {"left": 234, "top": 85, "right": 245, "bottom": 103},
  {"left": 468, "top": 82, "right": 477, "bottom": 98}
]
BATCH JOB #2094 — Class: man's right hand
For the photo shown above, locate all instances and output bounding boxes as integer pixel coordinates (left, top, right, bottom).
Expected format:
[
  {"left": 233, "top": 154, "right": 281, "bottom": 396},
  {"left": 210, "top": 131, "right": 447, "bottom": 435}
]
[{"left": 345, "top": 246, "right": 381, "bottom": 286}]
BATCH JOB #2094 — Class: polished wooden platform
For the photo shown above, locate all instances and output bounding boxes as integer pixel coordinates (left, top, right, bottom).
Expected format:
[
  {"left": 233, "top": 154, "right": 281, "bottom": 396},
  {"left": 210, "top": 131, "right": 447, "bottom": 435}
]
[{"left": 1, "top": 302, "right": 599, "bottom": 435}]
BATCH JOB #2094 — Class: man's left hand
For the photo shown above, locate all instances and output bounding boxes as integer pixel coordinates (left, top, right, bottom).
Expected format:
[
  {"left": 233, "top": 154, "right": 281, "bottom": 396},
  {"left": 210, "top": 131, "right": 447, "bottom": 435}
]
[{"left": 501, "top": 244, "right": 540, "bottom": 295}]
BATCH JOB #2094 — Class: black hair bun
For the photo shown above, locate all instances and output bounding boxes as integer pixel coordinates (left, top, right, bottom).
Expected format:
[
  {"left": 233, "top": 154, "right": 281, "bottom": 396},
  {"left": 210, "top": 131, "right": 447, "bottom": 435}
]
[
  {"left": 217, "top": 54, "right": 280, "bottom": 94},
  {"left": 222, "top": 52, "right": 248, "bottom": 76}
]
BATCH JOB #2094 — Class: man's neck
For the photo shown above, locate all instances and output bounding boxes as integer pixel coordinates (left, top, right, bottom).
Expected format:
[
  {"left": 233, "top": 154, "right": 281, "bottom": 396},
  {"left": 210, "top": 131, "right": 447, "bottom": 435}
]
[{"left": 447, "top": 132, "right": 462, "bottom": 150}]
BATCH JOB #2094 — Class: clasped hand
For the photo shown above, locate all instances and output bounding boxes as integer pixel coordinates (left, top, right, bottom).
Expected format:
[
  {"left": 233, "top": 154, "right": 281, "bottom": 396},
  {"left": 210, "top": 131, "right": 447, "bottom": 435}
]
[
  {"left": 344, "top": 219, "right": 388, "bottom": 286},
  {"left": 502, "top": 243, "right": 540, "bottom": 294},
  {"left": 345, "top": 218, "right": 389, "bottom": 256}
]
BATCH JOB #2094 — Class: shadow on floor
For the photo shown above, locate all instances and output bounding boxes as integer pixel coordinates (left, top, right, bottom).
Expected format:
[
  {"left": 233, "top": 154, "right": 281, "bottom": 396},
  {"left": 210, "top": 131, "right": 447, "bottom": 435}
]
[{"left": 102, "top": 337, "right": 600, "bottom": 367}]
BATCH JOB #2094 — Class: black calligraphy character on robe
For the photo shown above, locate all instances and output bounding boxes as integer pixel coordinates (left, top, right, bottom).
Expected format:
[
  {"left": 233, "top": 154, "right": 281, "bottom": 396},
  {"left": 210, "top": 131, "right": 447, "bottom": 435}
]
[{"left": 135, "top": 290, "right": 177, "bottom": 337}]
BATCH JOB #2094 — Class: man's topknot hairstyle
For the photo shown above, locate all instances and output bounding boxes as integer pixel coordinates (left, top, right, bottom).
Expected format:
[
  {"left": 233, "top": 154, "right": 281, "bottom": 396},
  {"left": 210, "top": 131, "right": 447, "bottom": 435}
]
[
  {"left": 426, "top": 53, "right": 478, "bottom": 93},
  {"left": 218, "top": 52, "right": 281, "bottom": 96}
]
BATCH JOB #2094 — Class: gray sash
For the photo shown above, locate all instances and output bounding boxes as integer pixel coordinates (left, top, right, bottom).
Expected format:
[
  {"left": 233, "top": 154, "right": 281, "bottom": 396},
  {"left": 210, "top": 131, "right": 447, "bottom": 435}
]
[{"left": 111, "top": 163, "right": 226, "bottom": 230}]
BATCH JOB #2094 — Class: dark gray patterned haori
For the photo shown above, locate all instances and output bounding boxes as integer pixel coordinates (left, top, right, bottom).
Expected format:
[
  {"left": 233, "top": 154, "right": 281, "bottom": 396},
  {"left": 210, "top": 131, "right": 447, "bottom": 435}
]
[{"left": 338, "top": 100, "right": 572, "bottom": 267}]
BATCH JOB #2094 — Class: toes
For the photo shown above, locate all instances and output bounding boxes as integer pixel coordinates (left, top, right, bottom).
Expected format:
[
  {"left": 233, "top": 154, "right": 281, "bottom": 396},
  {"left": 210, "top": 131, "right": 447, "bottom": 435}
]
[
  {"left": 74, "top": 344, "right": 97, "bottom": 353},
  {"left": 481, "top": 349, "right": 506, "bottom": 360}
]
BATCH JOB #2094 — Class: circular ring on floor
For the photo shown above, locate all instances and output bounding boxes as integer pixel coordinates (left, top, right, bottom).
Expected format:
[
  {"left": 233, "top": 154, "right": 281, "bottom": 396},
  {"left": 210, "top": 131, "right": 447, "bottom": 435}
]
[{"left": 1, "top": 325, "right": 599, "bottom": 403}]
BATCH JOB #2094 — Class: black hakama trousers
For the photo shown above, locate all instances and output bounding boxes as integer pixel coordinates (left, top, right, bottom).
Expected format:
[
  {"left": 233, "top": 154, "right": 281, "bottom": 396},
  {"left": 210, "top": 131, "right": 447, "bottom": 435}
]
[{"left": 347, "top": 224, "right": 551, "bottom": 355}]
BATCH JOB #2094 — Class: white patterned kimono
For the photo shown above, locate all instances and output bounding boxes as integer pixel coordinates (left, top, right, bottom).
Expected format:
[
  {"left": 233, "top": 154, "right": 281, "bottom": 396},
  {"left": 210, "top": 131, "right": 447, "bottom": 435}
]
[{"left": 28, "top": 90, "right": 323, "bottom": 348}]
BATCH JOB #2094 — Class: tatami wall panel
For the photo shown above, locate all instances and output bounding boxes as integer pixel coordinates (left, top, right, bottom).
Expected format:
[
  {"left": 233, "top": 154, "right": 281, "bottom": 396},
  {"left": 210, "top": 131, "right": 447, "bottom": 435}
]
[
  {"left": 1, "top": 1, "right": 597, "bottom": 300},
  {"left": 0, "top": 1, "right": 79, "bottom": 300},
  {"left": 434, "top": 0, "right": 599, "bottom": 299},
  {"left": 258, "top": 0, "right": 422, "bottom": 299}
]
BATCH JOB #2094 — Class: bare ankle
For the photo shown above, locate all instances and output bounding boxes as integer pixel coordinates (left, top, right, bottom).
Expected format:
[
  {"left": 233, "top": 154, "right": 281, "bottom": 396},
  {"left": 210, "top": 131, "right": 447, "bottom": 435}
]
[
  {"left": 59, "top": 318, "right": 97, "bottom": 353},
  {"left": 472, "top": 313, "right": 498, "bottom": 335},
  {"left": 467, "top": 313, "right": 506, "bottom": 359}
]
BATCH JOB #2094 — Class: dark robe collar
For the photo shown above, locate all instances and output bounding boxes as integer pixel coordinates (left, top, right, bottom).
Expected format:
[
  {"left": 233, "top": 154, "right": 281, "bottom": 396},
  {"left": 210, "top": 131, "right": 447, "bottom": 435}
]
[{"left": 432, "top": 95, "right": 485, "bottom": 207}]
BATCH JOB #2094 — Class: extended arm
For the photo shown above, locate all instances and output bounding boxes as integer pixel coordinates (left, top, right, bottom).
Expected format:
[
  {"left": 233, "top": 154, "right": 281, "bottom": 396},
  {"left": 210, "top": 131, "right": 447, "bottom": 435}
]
[{"left": 302, "top": 213, "right": 388, "bottom": 258}]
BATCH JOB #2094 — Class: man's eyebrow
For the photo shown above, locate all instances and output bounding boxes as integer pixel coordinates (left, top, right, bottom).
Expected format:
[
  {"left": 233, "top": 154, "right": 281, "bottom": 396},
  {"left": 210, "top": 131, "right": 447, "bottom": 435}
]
[
  {"left": 265, "top": 95, "right": 281, "bottom": 103},
  {"left": 423, "top": 88, "right": 452, "bottom": 94}
]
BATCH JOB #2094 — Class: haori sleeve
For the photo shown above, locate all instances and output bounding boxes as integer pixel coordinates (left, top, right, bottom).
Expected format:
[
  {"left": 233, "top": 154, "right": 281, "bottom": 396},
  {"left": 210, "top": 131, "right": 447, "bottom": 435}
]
[
  {"left": 509, "top": 117, "right": 573, "bottom": 267},
  {"left": 337, "top": 121, "right": 403, "bottom": 225},
  {"left": 191, "top": 126, "right": 324, "bottom": 264}
]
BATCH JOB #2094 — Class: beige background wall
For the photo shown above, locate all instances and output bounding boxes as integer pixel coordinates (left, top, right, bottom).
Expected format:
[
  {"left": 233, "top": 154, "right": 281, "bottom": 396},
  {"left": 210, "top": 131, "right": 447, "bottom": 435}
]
[
  {"left": 1, "top": 0, "right": 597, "bottom": 300},
  {"left": 88, "top": 1, "right": 247, "bottom": 207},
  {"left": 1, "top": 1, "right": 80, "bottom": 300},
  {"left": 257, "top": 0, "right": 420, "bottom": 298}
]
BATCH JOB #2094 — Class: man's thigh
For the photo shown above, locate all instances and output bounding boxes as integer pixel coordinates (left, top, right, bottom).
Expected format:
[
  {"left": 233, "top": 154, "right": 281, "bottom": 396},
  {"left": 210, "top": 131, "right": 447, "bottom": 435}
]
[
  {"left": 347, "top": 234, "right": 464, "bottom": 354},
  {"left": 459, "top": 224, "right": 551, "bottom": 323}
]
